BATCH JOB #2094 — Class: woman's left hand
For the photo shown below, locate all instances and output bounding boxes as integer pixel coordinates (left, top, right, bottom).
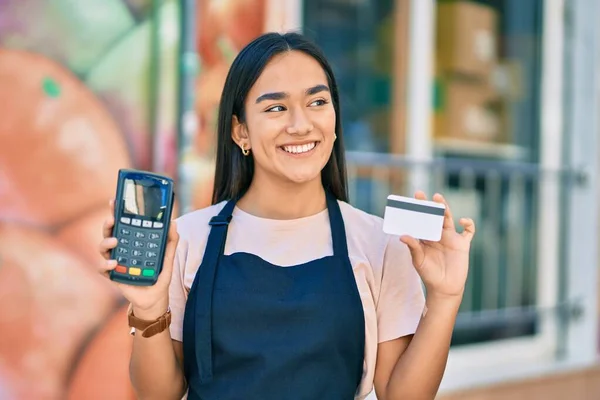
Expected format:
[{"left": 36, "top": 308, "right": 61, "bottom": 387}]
[{"left": 400, "top": 191, "right": 476, "bottom": 299}]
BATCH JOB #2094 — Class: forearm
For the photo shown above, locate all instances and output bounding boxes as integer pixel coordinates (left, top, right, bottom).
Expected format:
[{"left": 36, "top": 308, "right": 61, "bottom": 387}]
[
  {"left": 385, "top": 294, "right": 462, "bottom": 400},
  {"left": 129, "top": 304, "right": 187, "bottom": 400}
]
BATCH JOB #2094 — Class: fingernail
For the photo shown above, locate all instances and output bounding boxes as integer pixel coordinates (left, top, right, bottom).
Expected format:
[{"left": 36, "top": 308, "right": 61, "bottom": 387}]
[{"left": 107, "top": 259, "right": 117, "bottom": 267}]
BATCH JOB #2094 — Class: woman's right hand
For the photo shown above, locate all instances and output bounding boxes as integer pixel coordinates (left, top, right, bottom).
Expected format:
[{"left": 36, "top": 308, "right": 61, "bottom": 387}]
[{"left": 98, "top": 199, "right": 179, "bottom": 319}]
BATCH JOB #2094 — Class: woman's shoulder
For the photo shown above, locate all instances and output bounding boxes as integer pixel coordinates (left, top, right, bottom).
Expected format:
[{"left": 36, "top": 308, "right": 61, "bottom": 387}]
[
  {"left": 337, "top": 200, "right": 385, "bottom": 235},
  {"left": 337, "top": 200, "right": 392, "bottom": 256},
  {"left": 174, "top": 201, "right": 228, "bottom": 239},
  {"left": 338, "top": 200, "right": 413, "bottom": 277}
]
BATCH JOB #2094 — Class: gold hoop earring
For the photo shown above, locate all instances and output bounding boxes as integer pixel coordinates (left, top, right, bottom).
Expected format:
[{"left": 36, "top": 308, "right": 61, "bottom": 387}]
[{"left": 241, "top": 143, "right": 250, "bottom": 156}]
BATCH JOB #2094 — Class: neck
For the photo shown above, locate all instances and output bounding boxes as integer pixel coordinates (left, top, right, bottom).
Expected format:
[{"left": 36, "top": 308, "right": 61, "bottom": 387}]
[{"left": 237, "top": 174, "right": 327, "bottom": 220}]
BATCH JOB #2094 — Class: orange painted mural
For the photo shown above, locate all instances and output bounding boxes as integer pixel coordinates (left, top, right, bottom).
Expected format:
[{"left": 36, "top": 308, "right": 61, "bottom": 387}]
[
  {"left": 186, "top": 0, "right": 296, "bottom": 210},
  {"left": 0, "top": 0, "right": 293, "bottom": 398}
]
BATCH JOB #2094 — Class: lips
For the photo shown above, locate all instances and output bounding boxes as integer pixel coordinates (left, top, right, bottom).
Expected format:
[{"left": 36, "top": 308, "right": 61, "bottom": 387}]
[{"left": 281, "top": 141, "right": 317, "bottom": 154}]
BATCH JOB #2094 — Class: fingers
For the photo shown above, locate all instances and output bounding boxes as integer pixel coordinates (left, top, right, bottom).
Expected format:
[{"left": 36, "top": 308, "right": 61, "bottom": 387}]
[
  {"left": 432, "top": 193, "right": 455, "bottom": 231},
  {"left": 400, "top": 235, "right": 425, "bottom": 269},
  {"left": 414, "top": 190, "right": 427, "bottom": 201},
  {"left": 99, "top": 199, "right": 117, "bottom": 277},
  {"left": 100, "top": 199, "right": 117, "bottom": 261},
  {"left": 102, "top": 217, "right": 115, "bottom": 239},
  {"left": 102, "top": 199, "right": 115, "bottom": 239},
  {"left": 98, "top": 258, "right": 118, "bottom": 278},
  {"left": 459, "top": 218, "right": 476, "bottom": 241},
  {"left": 99, "top": 237, "right": 118, "bottom": 260},
  {"left": 414, "top": 191, "right": 455, "bottom": 231}
]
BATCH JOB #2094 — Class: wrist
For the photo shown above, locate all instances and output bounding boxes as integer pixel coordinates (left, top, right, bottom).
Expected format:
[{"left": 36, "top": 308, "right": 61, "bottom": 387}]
[
  {"left": 132, "top": 300, "right": 169, "bottom": 320},
  {"left": 425, "top": 292, "right": 463, "bottom": 313}
]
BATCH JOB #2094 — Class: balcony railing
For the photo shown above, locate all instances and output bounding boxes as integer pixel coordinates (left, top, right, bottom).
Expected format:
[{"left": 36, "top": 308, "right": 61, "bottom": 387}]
[{"left": 345, "top": 150, "right": 586, "bottom": 347}]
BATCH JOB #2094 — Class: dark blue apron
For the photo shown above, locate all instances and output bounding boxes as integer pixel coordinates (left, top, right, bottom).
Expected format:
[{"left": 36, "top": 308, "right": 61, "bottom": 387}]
[{"left": 182, "top": 192, "right": 365, "bottom": 399}]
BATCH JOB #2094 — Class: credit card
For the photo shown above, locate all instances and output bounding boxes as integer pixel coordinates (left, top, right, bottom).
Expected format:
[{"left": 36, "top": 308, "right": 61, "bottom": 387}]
[{"left": 382, "top": 195, "right": 446, "bottom": 241}]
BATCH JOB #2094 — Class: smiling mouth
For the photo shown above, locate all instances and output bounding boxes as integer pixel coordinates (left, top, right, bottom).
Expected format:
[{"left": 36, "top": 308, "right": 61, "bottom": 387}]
[{"left": 280, "top": 141, "right": 318, "bottom": 155}]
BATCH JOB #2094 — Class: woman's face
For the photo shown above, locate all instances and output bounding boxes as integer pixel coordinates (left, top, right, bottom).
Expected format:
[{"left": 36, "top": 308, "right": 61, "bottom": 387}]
[{"left": 233, "top": 50, "right": 336, "bottom": 186}]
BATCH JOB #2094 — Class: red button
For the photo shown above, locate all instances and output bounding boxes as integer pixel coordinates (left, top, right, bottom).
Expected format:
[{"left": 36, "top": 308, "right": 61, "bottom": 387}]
[{"left": 116, "top": 265, "right": 127, "bottom": 274}]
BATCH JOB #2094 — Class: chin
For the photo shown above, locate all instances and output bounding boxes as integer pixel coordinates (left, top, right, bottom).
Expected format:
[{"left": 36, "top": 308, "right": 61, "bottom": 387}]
[
  {"left": 272, "top": 151, "right": 330, "bottom": 185},
  {"left": 281, "top": 169, "right": 323, "bottom": 185},
  {"left": 285, "top": 174, "right": 320, "bottom": 185}
]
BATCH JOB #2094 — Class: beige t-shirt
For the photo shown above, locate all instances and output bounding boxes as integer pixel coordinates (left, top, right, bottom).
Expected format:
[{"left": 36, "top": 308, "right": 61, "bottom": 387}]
[{"left": 169, "top": 199, "right": 426, "bottom": 399}]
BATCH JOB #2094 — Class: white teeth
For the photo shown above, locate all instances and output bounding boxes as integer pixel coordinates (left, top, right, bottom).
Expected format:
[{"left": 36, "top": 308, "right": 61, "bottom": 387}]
[{"left": 283, "top": 142, "right": 316, "bottom": 154}]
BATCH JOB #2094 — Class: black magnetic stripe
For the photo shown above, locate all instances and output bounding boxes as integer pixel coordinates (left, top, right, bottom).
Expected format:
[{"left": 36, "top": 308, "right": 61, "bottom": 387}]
[{"left": 386, "top": 199, "right": 446, "bottom": 216}]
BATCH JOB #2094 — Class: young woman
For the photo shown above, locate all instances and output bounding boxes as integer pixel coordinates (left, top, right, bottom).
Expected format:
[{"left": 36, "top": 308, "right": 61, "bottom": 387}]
[{"left": 99, "top": 32, "right": 475, "bottom": 400}]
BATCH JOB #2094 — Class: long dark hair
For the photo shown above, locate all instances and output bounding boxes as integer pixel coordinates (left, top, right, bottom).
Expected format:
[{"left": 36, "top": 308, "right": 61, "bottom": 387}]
[{"left": 211, "top": 32, "right": 348, "bottom": 204}]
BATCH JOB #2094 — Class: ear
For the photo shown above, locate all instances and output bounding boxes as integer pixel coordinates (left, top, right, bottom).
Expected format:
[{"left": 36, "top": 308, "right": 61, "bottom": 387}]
[{"left": 231, "top": 115, "right": 250, "bottom": 150}]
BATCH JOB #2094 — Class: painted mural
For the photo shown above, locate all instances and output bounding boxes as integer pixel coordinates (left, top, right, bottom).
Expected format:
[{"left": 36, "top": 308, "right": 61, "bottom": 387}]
[
  {"left": 185, "top": 0, "right": 282, "bottom": 210},
  {"left": 0, "top": 0, "right": 292, "bottom": 398}
]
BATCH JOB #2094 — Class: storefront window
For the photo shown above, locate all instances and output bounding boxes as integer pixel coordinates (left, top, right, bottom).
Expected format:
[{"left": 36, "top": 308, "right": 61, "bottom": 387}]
[
  {"left": 433, "top": 0, "right": 544, "bottom": 160},
  {"left": 305, "top": 0, "right": 548, "bottom": 348},
  {"left": 433, "top": 0, "right": 546, "bottom": 346},
  {"left": 303, "top": 0, "right": 397, "bottom": 153}
]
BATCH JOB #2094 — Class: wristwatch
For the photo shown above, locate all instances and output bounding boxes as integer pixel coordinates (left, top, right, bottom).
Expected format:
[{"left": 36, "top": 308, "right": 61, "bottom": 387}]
[{"left": 128, "top": 304, "right": 172, "bottom": 338}]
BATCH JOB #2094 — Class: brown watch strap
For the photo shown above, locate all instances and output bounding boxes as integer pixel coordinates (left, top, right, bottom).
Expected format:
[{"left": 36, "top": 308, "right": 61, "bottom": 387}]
[{"left": 128, "top": 305, "right": 172, "bottom": 338}]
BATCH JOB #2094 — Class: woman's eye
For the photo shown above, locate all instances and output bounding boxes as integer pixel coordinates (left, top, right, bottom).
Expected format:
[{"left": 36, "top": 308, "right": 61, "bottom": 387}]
[
  {"left": 266, "top": 105, "right": 286, "bottom": 112},
  {"left": 309, "top": 99, "right": 329, "bottom": 107}
]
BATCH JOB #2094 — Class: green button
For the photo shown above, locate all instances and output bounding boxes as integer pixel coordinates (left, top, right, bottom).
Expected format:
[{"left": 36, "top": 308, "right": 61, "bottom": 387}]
[{"left": 142, "top": 269, "right": 155, "bottom": 277}]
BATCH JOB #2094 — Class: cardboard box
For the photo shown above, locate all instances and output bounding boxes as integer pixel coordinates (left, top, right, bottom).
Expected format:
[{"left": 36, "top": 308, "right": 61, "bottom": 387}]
[
  {"left": 491, "top": 59, "right": 525, "bottom": 101},
  {"left": 433, "top": 77, "right": 502, "bottom": 142},
  {"left": 436, "top": 1, "right": 498, "bottom": 79},
  {"left": 489, "top": 96, "right": 514, "bottom": 144}
]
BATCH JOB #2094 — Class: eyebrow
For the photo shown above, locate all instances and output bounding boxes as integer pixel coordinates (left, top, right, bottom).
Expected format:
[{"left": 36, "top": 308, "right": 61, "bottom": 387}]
[{"left": 255, "top": 84, "right": 330, "bottom": 104}]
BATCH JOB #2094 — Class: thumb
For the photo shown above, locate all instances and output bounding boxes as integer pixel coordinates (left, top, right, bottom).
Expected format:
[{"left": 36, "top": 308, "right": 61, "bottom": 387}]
[{"left": 400, "top": 235, "right": 425, "bottom": 270}]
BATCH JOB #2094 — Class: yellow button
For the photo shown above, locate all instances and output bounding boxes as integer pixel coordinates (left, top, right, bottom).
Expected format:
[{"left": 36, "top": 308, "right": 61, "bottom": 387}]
[{"left": 129, "top": 268, "right": 141, "bottom": 276}]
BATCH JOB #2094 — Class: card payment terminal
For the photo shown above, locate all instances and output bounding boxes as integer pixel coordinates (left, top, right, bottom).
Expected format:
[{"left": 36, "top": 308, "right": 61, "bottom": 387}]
[{"left": 109, "top": 169, "right": 175, "bottom": 286}]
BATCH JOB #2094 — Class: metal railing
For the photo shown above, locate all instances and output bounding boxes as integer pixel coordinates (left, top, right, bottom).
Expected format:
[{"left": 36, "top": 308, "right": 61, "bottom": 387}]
[{"left": 345, "top": 150, "right": 587, "bottom": 347}]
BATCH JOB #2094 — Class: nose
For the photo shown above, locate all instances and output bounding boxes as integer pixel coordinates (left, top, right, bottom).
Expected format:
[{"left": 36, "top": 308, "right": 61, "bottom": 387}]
[{"left": 286, "top": 106, "right": 313, "bottom": 135}]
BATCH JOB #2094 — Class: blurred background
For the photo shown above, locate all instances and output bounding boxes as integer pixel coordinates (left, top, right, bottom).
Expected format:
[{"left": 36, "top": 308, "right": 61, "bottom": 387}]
[{"left": 0, "top": 0, "right": 599, "bottom": 399}]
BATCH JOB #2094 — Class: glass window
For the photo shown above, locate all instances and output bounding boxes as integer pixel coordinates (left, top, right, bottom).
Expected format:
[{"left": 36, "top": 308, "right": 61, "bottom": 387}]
[
  {"left": 303, "top": 0, "right": 397, "bottom": 153},
  {"left": 433, "top": 0, "right": 544, "bottom": 160},
  {"left": 433, "top": 0, "right": 545, "bottom": 346},
  {"left": 305, "top": 0, "right": 548, "bottom": 348}
]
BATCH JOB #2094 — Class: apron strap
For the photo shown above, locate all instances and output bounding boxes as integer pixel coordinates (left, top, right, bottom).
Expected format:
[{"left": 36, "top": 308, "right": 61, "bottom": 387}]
[
  {"left": 193, "top": 199, "right": 236, "bottom": 384},
  {"left": 325, "top": 191, "right": 349, "bottom": 257}
]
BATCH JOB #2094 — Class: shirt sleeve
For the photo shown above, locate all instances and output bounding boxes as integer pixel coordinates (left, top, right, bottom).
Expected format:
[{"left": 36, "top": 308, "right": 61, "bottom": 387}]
[
  {"left": 376, "top": 235, "right": 426, "bottom": 343},
  {"left": 168, "top": 223, "right": 189, "bottom": 342}
]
